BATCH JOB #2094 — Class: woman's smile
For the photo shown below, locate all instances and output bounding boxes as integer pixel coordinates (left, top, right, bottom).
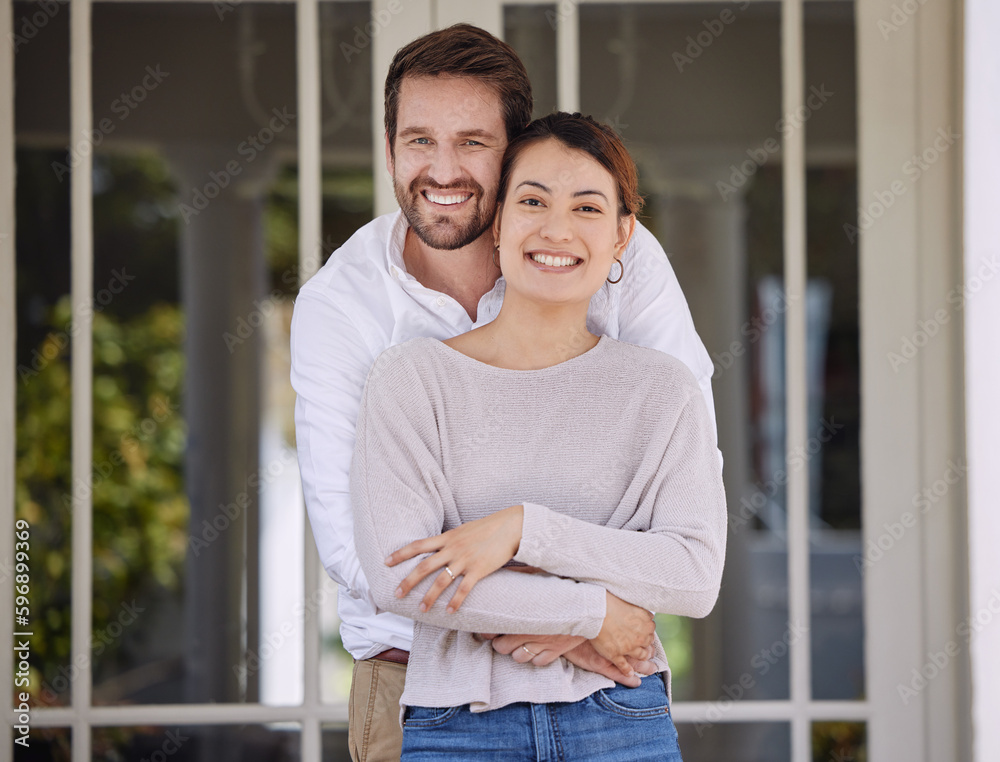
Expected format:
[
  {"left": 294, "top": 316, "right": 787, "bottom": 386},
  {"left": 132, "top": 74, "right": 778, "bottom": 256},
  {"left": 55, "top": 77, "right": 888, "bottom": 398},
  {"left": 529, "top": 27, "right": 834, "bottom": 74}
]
[{"left": 525, "top": 250, "right": 584, "bottom": 270}]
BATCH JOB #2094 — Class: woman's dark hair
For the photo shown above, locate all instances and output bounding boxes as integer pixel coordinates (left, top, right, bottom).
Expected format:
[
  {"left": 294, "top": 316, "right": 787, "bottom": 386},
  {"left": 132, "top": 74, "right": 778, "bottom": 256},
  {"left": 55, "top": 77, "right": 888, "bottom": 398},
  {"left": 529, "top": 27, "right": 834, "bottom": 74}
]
[
  {"left": 498, "top": 112, "right": 644, "bottom": 218},
  {"left": 384, "top": 24, "right": 533, "bottom": 149}
]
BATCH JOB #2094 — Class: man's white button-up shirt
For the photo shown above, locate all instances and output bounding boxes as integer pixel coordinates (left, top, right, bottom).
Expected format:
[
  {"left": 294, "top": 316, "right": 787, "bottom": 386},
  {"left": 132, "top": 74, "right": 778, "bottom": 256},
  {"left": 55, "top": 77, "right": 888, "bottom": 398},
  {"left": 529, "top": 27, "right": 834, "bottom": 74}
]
[{"left": 290, "top": 210, "right": 717, "bottom": 660}]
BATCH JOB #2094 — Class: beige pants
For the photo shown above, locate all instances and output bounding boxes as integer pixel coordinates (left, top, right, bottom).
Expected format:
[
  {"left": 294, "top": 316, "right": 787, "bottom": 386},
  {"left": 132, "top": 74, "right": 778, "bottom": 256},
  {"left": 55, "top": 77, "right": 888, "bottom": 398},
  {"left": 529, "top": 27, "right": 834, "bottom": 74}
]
[{"left": 348, "top": 658, "right": 407, "bottom": 762}]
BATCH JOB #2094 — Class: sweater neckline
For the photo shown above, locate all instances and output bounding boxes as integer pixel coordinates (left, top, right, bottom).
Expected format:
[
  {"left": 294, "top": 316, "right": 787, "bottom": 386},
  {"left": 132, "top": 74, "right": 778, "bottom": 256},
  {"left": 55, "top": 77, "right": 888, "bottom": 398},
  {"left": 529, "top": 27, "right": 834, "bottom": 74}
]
[{"left": 425, "top": 334, "right": 612, "bottom": 375}]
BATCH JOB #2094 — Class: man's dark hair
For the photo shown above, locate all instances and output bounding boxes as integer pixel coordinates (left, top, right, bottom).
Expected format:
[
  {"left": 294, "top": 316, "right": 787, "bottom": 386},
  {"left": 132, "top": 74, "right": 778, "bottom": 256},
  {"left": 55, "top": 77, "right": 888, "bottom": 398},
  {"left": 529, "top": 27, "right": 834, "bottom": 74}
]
[{"left": 384, "top": 24, "right": 533, "bottom": 150}]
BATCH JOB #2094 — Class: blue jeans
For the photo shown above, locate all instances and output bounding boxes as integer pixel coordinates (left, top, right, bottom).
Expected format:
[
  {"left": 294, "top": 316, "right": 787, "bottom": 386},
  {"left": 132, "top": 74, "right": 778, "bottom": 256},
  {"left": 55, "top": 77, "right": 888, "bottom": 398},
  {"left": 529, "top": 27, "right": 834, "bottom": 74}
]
[{"left": 400, "top": 675, "right": 682, "bottom": 761}]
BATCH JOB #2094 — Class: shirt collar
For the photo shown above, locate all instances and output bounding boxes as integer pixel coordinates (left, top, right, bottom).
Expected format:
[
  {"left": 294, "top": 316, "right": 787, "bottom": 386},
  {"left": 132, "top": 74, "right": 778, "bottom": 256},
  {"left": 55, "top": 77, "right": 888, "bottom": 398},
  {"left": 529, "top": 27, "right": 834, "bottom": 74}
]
[{"left": 385, "top": 210, "right": 411, "bottom": 281}]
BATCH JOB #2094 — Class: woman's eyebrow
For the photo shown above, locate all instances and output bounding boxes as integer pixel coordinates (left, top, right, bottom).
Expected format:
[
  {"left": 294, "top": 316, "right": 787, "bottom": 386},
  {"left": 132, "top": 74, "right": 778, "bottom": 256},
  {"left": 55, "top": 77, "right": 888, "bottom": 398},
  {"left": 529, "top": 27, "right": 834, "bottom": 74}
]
[
  {"left": 514, "top": 181, "right": 609, "bottom": 202},
  {"left": 515, "top": 180, "right": 551, "bottom": 193},
  {"left": 572, "top": 190, "right": 609, "bottom": 201}
]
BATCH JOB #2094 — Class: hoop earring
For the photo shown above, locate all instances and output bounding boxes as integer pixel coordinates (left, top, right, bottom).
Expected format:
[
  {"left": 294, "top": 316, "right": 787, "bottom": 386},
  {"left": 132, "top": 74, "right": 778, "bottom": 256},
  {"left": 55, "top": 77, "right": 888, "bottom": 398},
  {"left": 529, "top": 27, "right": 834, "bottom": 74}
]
[
  {"left": 606, "top": 257, "right": 624, "bottom": 284},
  {"left": 492, "top": 243, "right": 501, "bottom": 269}
]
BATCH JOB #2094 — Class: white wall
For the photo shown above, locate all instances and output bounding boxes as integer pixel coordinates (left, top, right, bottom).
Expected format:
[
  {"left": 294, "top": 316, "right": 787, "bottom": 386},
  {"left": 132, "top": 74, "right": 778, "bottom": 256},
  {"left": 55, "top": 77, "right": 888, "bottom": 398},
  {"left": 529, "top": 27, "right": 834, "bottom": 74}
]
[{"left": 964, "top": 1, "right": 1000, "bottom": 760}]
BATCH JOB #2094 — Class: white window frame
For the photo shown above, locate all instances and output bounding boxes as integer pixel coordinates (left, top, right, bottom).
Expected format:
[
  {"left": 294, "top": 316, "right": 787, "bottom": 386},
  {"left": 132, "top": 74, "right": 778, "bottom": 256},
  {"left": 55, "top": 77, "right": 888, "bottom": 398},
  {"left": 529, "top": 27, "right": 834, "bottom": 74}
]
[{"left": 0, "top": 0, "right": 967, "bottom": 760}]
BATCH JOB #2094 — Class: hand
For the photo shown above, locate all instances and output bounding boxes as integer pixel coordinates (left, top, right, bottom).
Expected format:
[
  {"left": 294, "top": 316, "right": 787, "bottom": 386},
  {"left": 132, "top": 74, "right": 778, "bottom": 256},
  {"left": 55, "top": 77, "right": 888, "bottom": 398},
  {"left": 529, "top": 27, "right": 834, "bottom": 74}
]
[
  {"left": 386, "top": 506, "right": 524, "bottom": 613},
  {"left": 489, "top": 633, "right": 586, "bottom": 667},
  {"left": 486, "top": 634, "right": 656, "bottom": 687},
  {"left": 591, "top": 592, "right": 657, "bottom": 677},
  {"left": 564, "top": 640, "right": 657, "bottom": 688}
]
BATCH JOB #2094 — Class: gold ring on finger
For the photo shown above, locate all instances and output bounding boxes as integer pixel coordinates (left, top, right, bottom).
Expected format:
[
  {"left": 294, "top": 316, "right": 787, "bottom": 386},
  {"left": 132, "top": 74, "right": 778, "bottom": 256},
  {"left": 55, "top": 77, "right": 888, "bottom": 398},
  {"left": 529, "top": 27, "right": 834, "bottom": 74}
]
[{"left": 444, "top": 566, "right": 456, "bottom": 581}]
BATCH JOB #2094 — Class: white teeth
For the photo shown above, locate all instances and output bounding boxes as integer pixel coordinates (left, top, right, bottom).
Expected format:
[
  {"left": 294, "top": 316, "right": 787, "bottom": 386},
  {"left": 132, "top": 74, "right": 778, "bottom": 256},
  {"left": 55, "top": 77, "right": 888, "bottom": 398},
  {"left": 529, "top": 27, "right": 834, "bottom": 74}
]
[
  {"left": 425, "top": 192, "right": 470, "bottom": 205},
  {"left": 530, "top": 253, "right": 580, "bottom": 267}
]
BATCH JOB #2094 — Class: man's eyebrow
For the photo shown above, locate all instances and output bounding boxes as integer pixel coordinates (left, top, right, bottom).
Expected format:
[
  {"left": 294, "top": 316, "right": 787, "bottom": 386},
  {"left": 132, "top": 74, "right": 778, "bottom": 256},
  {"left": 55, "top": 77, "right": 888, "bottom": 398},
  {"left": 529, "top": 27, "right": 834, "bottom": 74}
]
[
  {"left": 397, "top": 127, "right": 429, "bottom": 138},
  {"left": 458, "top": 129, "right": 501, "bottom": 139},
  {"left": 396, "top": 127, "right": 501, "bottom": 140}
]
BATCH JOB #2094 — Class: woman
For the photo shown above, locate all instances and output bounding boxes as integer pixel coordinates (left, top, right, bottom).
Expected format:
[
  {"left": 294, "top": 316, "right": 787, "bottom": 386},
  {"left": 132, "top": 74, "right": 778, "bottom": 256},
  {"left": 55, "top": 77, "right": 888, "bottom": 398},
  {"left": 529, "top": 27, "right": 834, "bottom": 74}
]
[{"left": 351, "top": 112, "right": 727, "bottom": 760}]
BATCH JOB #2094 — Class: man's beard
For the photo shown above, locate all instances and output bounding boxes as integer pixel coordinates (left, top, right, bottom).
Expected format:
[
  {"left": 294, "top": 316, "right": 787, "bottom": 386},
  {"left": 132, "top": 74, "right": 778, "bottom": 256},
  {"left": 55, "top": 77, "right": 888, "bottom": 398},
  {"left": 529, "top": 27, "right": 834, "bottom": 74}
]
[{"left": 394, "top": 175, "right": 497, "bottom": 251}]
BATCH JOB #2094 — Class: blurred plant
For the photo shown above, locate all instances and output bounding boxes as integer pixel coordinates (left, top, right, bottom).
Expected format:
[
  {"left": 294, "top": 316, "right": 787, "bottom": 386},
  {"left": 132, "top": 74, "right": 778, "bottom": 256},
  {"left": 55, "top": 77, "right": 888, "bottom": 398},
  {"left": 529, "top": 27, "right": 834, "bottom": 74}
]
[
  {"left": 16, "top": 297, "right": 188, "bottom": 703},
  {"left": 812, "top": 720, "right": 867, "bottom": 762}
]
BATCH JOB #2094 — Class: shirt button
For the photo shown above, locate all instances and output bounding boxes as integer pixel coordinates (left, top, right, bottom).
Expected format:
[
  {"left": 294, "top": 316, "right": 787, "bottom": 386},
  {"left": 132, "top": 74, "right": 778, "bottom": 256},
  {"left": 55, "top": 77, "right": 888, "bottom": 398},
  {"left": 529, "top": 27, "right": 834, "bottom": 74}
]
[{"left": 436, "top": 296, "right": 447, "bottom": 307}]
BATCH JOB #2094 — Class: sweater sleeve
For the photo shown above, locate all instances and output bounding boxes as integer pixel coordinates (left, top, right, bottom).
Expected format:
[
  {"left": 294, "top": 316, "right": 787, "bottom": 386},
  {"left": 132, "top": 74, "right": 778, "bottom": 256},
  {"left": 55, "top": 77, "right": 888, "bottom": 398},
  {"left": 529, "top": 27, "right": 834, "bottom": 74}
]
[
  {"left": 513, "top": 388, "right": 728, "bottom": 619},
  {"left": 351, "top": 348, "right": 607, "bottom": 638}
]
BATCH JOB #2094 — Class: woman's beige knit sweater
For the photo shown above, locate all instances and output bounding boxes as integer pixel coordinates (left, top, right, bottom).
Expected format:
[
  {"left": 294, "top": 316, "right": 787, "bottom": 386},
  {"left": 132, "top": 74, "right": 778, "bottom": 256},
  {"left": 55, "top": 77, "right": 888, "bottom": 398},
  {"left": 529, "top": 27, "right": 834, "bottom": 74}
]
[{"left": 351, "top": 335, "right": 727, "bottom": 713}]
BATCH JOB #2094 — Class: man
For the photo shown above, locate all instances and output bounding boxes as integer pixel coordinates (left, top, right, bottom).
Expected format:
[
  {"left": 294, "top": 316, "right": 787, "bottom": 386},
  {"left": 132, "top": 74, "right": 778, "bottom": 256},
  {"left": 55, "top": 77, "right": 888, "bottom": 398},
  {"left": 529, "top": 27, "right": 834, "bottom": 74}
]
[{"left": 290, "top": 24, "right": 718, "bottom": 762}]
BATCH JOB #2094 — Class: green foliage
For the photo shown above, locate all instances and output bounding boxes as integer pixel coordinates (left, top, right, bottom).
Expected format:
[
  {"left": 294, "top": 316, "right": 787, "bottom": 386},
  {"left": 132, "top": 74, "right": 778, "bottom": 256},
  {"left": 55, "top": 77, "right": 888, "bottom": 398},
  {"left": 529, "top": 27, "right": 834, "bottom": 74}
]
[
  {"left": 812, "top": 721, "right": 867, "bottom": 762},
  {"left": 16, "top": 297, "right": 188, "bottom": 702}
]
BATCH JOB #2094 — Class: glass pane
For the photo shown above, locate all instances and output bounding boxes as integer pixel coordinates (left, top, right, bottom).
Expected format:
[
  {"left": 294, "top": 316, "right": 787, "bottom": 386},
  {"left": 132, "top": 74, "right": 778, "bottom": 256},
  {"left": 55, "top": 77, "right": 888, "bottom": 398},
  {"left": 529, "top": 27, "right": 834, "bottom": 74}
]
[
  {"left": 92, "top": 724, "right": 300, "bottom": 761},
  {"left": 88, "top": 1, "right": 298, "bottom": 705},
  {"left": 318, "top": 1, "right": 374, "bottom": 267},
  {"left": 804, "top": 0, "right": 864, "bottom": 701},
  {"left": 813, "top": 721, "right": 867, "bottom": 762},
  {"left": 13, "top": 0, "right": 72, "bottom": 709},
  {"left": 677, "top": 721, "right": 790, "bottom": 762},
  {"left": 258, "top": 160, "right": 303, "bottom": 707},
  {"left": 321, "top": 724, "right": 352, "bottom": 761},
  {"left": 580, "top": 1, "right": 789, "bottom": 701},
  {"left": 12, "top": 726, "right": 70, "bottom": 761},
  {"left": 504, "top": 4, "right": 558, "bottom": 118},
  {"left": 316, "top": 0, "right": 375, "bottom": 706}
]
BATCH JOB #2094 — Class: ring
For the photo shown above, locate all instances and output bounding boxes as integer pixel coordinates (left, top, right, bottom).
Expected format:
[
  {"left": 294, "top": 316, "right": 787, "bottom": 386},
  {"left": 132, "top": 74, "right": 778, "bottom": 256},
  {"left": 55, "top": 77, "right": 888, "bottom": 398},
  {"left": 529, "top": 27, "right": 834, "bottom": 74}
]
[
  {"left": 444, "top": 566, "right": 456, "bottom": 581},
  {"left": 520, "top": 645, "right": 537, "bottom": 657}
]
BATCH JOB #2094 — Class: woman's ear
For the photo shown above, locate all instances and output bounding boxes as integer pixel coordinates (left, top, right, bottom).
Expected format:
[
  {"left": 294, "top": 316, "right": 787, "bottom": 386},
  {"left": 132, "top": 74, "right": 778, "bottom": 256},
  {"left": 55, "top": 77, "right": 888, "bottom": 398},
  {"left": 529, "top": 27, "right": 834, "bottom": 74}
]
[
  {"left": 492, "top": 203, "right": 504, "bottom": 248},
  {"left": 615, "top": 214, "right": 636, "bottom": 256}
]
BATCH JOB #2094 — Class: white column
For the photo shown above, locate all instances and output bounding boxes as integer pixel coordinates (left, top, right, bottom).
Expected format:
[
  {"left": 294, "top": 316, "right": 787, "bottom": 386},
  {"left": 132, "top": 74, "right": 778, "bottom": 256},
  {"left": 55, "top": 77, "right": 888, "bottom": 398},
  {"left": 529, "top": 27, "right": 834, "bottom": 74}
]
[
  {"left": 70, "top": 4, "right": 94, "bottom": 760},
  {"left": 296, "top": 1, "right": 323, "bottom": 759},
  {"left": 0, "top": 0, "right": 16, "bottom": 750},
  {"left": 857, "top": 0, "right": 926, "bottom": 758},
  {"left": 372, "top": 0, "right": 433, "bottom": 217},
  {"left": 965, "top": 2, "right": 1000, "bottom": 760}
]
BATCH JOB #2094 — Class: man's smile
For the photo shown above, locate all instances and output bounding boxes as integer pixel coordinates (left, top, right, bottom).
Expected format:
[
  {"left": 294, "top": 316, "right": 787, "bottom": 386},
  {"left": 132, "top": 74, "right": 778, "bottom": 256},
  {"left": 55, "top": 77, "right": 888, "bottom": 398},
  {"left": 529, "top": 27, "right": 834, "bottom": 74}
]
[{"left": 423, "top": 190, "right": 473, "bottom": 206}]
